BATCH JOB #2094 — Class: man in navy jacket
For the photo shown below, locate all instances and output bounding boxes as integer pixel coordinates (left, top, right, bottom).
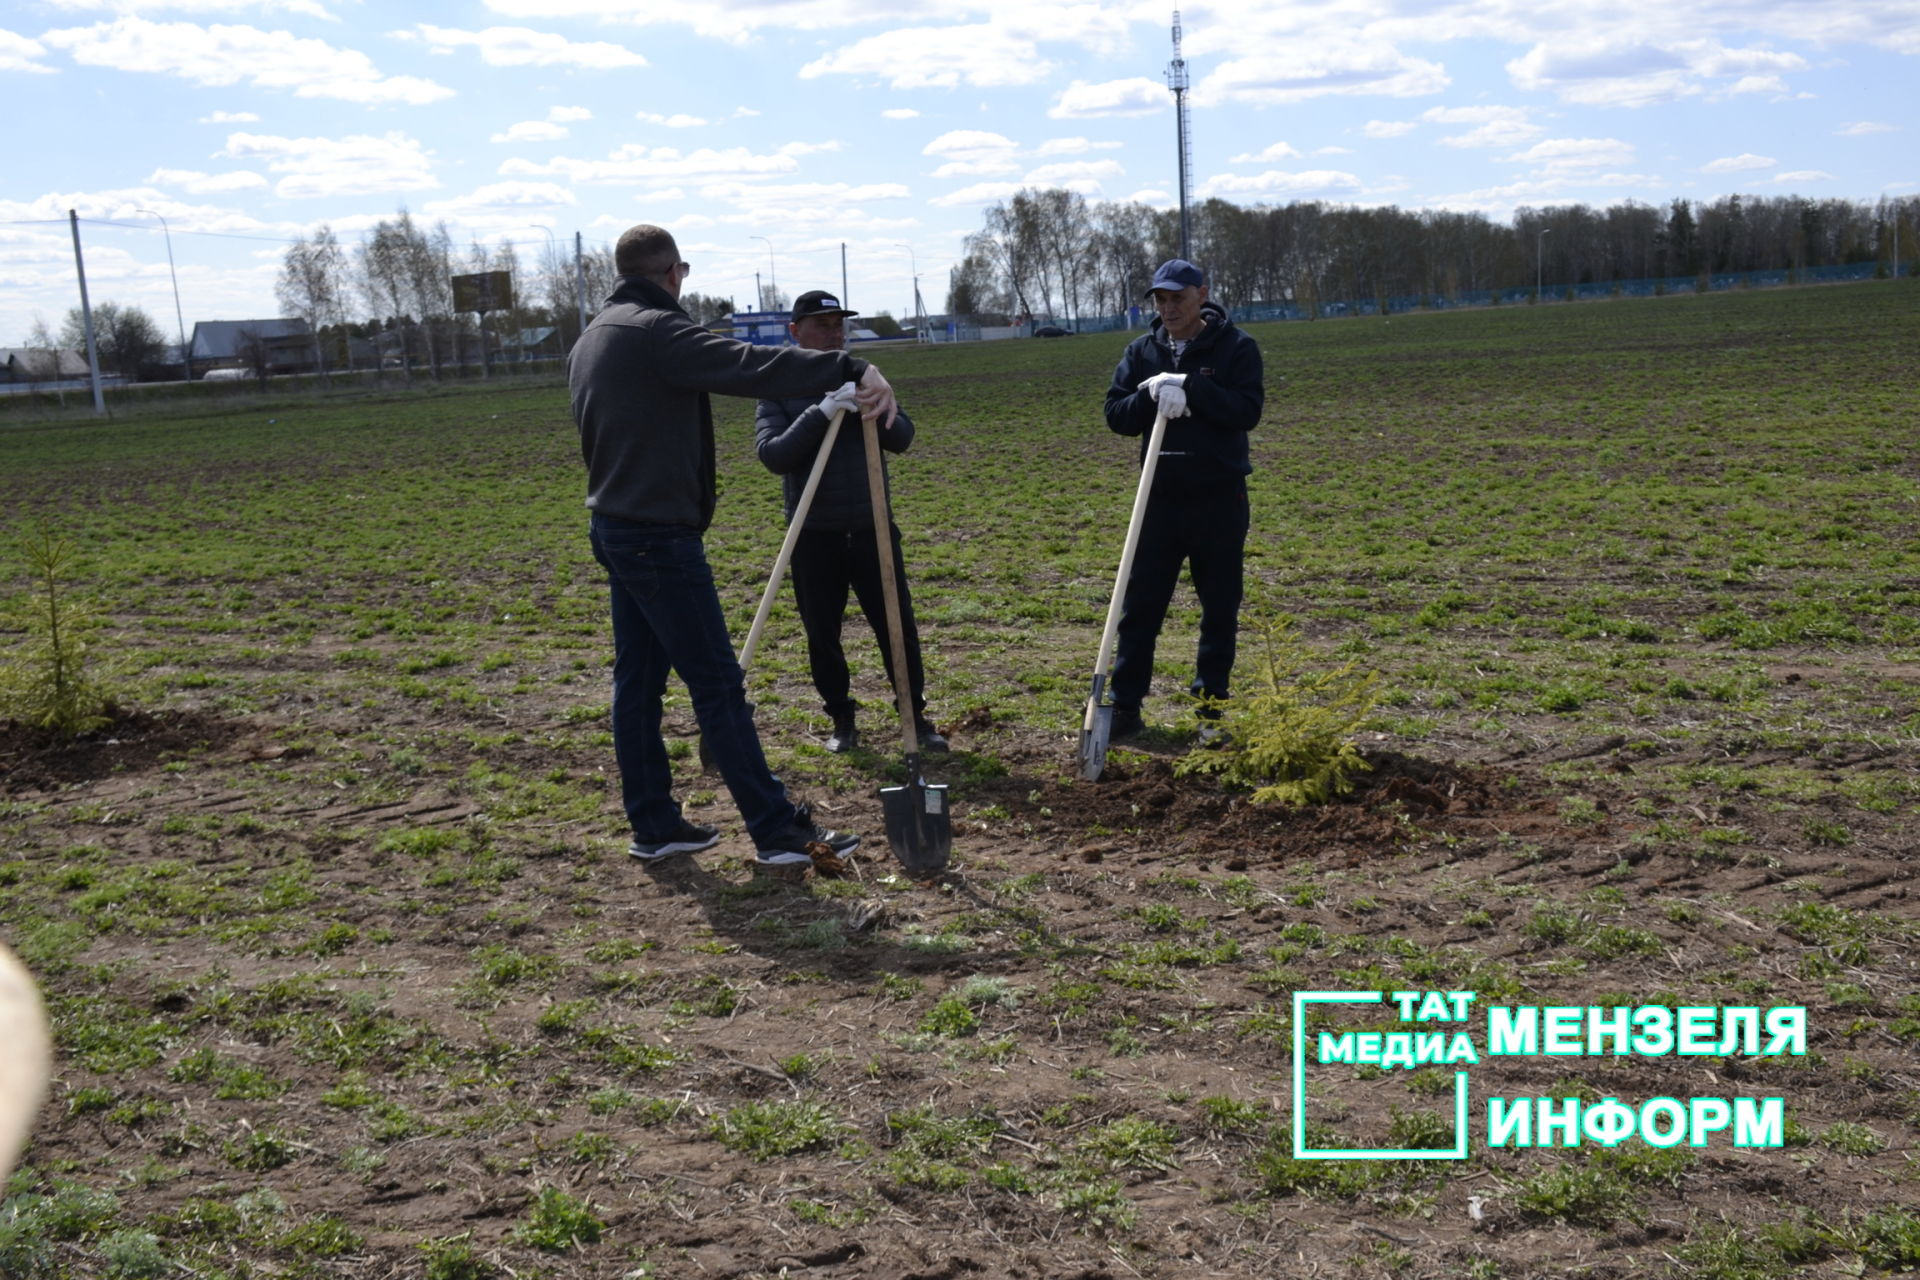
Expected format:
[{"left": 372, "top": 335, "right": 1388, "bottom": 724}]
[
  {"left": 570, "top": 225, "right": 899, "bottom": 872},
  {"left": 755, "top": 291, "right": 947, "bottom": 755},
  {"left": 1101, "top": 258, "right": 1265, "bottom": 738}
]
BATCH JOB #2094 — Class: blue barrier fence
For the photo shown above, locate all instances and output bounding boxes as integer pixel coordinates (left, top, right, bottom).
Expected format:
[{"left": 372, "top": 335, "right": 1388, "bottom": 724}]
[{"left": 1016, "top": 261, "right": 1897, "bottom": 336}]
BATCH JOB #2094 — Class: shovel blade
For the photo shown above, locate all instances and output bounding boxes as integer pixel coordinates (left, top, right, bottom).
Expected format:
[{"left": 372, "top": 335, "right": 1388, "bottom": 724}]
[
  {"left": 879, "top": 776, "right": 951, "bottom": 877},
  {"left": 1078, "top": 697, "right": 1111, "bottom": 781}
]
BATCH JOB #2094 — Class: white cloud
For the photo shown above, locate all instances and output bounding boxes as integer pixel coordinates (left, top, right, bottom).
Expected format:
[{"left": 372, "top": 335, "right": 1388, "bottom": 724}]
[
  {"left": 1423, "top": 105, "right": 1542, "bottom": 148},
  {"left": 923, "top": 130, "right": 1016, "bottom": 157},
  {"left": 502, "top": 141, "right": 830, "bottom": 184},
  {"left": 1021, "top": 159, "right": 1123, "bottom": 187},
  {"left": 43, "top": 0, "right": 338, "bottom": 17},
  {"left": 420, "top": 182, "right": 577, "bottom": 217},
  {"left": 1229, "top": 142, "right": 1302, "bottom": 164},
  {"left": 1775, "top": 169, "right": 1837, "bottom": 184},
  {"left": 1316, "top": 145, "right": 1353, "bottom": 155},
  {"left": 693, "top": 179, "right": 912, "bottom": 228},
  {"left": 637, "top": 112, "right": 707, "bottom": 127},
  {"left": 1195, "top": 41, "right": 1448, "bottom": 106},
  {"left": 1836, "top": 121, "right": 1895, "bottom": 136},
  {"left": 1033, "top": 136, "right": 1121, "bottom": 157},
  {"left": 928, "top": 181, "right": 1023, "bottom": 208},
  {"left": 1198, "top": 169, "right": 1363, "bottom": 197},
  {"left": 1506, "top": 137, "right": 1636, "bottom": 170},
  {"left": 1702, "top": 153, "right": 1774, "bottom": 173},
  {"left": 493, "top": 120, "right": 566, "bottom": 143},
  {"left": 400, "top": 24, "right": 645, "bottom": 69},
  {"left": 881, "top": 108, "right": 920, "bottom": 120},
  {"left": 198, "top": 109, "right": 258, "bottom": 123},
  {"left": 493, "top": 105, "right": 596, "bottom": 143},
  {"left": 801, "top": 25, "right": 1049, "bottom": 89},
  {"left": 1363, "top": 120, "right": 1416, "bottom": 139},
  {"left": 931, "top": 156, "right": 1019, "bottom": 178},
  {"left": 217, "top": 130, "right": 438, "bottom": 199},
  {"left": 1, "top": 29, "right": 55, "bottom": 72},
  {"left": 42, "top": 17, "right": 452, "bottom": 104},
  {"left": 1507, "top": 38, "right": 1807, "bottom": 108},
  {"left": 146, "top": 167, "right": 268, "bottom": 193},
  {"left": 1049, "top": 76, "right": 1165, "bottom": 119}
]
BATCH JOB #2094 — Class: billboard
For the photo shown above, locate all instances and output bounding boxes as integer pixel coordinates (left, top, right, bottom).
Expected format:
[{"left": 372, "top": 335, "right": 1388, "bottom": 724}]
[{"left": 451, "top": 271, "right": 514, "bottom": 314}]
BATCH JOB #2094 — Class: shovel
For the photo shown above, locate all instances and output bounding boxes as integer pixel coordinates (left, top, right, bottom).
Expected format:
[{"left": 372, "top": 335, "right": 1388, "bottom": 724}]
[
  {"left": 1079, "top": 407, "right": 1172, "bottom": 781},
  {"left": 862, "top": 413, "right": 952, "bottom": 877},
  {"left": 699, "top": 408, "right": 847, "bottom": 768}
]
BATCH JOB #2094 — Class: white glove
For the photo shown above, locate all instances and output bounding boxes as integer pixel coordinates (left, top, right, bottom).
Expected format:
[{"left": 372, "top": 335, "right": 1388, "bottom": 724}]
[
  {"left": 1143, "top": 372, "right": 1189, "bottom": 418},
  {"left": 818, "top": 381, "right": 860, "bottom": 419}
]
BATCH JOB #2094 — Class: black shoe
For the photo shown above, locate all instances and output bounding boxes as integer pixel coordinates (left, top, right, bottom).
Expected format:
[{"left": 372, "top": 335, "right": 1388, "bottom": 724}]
[
  {"left": 629, "top": 819, "right": 720, "bottom": 863},
  {"left": 914, "top": 719, "right": 950, "bottom": 753},
  {"left": 755, "top": 803, "right": 860, "bottom": 869},
  {"left": 827, "top": 713, "right": 859, "bottom": 754},
  {"left": 1109, "top": 706, "right": 1145, "bottom": 740}
]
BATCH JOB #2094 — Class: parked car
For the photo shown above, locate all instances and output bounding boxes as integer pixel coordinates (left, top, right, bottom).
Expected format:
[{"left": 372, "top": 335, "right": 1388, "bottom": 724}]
[
  {"left": 1033, "top": 325, "right": 1072, "bottom": 338},
  {"left": 201, "top": 367, "right": 249, "bottom": 382}
]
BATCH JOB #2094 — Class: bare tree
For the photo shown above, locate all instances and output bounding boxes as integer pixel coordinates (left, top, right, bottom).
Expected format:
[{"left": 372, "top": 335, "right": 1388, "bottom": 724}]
[{"left": 277, "top": 226, "right": 343, "bottom": 379}]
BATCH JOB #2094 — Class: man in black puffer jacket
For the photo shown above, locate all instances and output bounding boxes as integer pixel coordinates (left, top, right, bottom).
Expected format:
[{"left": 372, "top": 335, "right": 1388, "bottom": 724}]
[
  {"left": 755, "top": 291, "right": 948, "bottom": 755},
  {"left": 570, "top": 226, "right": 902, "bottom": 874},
  {"left": 1101, "top": 258, "right": 1265, "bottom": 739}
]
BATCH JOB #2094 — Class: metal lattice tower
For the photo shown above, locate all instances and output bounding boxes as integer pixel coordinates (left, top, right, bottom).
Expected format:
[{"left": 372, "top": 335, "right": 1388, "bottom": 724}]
[{"left": 1167, "top": 9, "right": 1192, "bottom": 259}]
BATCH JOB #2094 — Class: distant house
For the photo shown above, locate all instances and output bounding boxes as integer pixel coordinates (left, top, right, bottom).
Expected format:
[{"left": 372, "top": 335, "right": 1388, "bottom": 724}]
[
  {"left": 0, "top": 348, "right": 90, "bottom": 384},
  {"left": 189, "top": 319, "right": 316, "bottom": 377},
  {"left": 507, "top": 326, "right": 561, "bottom": 360}
]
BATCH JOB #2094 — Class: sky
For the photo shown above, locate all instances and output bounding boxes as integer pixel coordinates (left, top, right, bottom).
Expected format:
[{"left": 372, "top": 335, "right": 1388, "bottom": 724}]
[{"left": 2, "top": 0, "right": 1915, "bottom": 346}]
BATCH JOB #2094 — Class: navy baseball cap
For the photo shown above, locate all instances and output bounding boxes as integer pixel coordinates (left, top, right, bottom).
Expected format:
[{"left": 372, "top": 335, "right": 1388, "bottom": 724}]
[
  {"left": 791, "top": 290, "right": 858, "bottom": 322},
  {"left": 1145, "top": 259, "right": 1206, "bottom": 295}
]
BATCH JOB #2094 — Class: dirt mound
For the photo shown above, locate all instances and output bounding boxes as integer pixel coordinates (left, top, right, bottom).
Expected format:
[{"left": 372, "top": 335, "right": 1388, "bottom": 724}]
[
  {"left": 0, "top": 707, "right": 247, "bottom": 791},
  {"left": 995, "top": 747, "right": 1541, "bottom": 869}
]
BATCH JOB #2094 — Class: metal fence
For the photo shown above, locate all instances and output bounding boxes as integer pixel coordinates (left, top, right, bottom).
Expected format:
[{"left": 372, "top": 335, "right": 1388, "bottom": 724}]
[{"left": 962, "top": 261, "right": 1898, "bottom": 338}]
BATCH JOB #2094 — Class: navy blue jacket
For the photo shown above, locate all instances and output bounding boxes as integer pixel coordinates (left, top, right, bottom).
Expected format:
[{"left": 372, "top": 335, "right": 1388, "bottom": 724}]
[
  {"left": 755, "top": 393, "right": 915, "bottom": 532},
  {"left": 1103, "top": 301, "right": 1264, "bottom": 476}
]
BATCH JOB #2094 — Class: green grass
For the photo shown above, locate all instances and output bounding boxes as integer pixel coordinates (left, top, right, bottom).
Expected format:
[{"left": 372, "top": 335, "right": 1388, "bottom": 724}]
[{"left": 2, "top": 281, "right": 1918, "bottom": 1276}]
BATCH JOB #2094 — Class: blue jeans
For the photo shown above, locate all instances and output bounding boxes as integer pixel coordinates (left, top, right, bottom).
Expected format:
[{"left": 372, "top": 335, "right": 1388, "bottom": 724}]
[{"left": 589, "top": 515, "right": 796, "bottom": 846}]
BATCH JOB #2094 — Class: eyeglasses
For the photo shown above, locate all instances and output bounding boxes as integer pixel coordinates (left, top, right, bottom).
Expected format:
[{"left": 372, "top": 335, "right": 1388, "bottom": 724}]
[{"left": 676, "top": 262, "right": 692, "bottom": 278}]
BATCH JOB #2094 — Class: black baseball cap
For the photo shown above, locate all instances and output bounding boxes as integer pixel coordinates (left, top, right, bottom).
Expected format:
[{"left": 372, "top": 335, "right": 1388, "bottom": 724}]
[{"left": 791, "top": 290, "right": 858, "bottom": 322}]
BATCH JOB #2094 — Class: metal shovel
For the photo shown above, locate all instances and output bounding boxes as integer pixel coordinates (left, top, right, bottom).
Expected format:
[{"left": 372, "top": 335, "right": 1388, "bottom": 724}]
[
  {"left": 699, "top": 408, "right": 847, "bottom": 768},
  {"left": 1079, "top": 407, "right": 1172, "bottom": 781},
  {"left": 861, "top": 414, "right": 951, "bottom": 876}
]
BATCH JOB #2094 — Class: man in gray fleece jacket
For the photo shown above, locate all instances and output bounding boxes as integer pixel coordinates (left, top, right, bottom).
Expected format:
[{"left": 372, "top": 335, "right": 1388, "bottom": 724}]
[{"left": 569, "top": 224, "right": 899, "bottom": 872}]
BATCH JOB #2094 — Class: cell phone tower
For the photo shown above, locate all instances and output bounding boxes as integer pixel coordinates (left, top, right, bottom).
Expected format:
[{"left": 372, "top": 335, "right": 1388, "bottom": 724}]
[{"left": 1167, "top": 8, "right": 1193, "bottom": 259}]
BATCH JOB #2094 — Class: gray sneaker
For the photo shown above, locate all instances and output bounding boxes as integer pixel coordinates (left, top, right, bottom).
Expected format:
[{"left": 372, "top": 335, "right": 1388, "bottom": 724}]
[
  {"left": 755, "top": 803, "right": 859, "bottom": 869},
  {"left": 629, "top": 820, "right": 720, "bottom": 863}
]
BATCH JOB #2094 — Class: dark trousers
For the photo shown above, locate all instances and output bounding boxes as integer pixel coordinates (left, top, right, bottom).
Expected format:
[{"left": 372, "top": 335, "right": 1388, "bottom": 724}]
[
  {"left": 589, "top": 515, "right": 796, "bottom": 846},
  {"left": 789, "top": 523, "right": 926, "bottom": 720},
  {"left": 1110, "top": 467, "right": 1249, "bottom": 712}
]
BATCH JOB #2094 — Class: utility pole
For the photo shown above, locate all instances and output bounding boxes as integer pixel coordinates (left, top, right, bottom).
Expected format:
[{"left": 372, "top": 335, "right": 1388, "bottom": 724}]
[
  {"left": 1167, "top": 9, "right": 1193, "bottom": 260},
  {"left": 68, "top": 210, "right": 105, "bottom": 415},
  {"left": 841, "top": 242, "right": 849, "bottom": 311}
]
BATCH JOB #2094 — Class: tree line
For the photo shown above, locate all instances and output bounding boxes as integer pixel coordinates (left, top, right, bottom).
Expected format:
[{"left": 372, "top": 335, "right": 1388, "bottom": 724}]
[{"left": 947, "top": 190, "right": 1920, "bottom": 323}]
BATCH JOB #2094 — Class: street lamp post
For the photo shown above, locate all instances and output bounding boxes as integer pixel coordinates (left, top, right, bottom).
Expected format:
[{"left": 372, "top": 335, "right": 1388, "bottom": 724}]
[
  {"left": 1536, "top": 227, "right": 1551, "bottom": 302},
  {"left": 527, "top": 224, "right": 586, "bottom": 353},
  {"left": 136, "top": 207, "right": 191, "bottom": 381},
  {"left": 751, "top": 235, "right": 776, "bottom": 309}
]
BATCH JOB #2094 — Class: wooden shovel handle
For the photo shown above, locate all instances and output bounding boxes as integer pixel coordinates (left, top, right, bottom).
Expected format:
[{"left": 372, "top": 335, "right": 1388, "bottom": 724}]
[
  {"left": 862, "top": 414, "right": 919, "bottom": 754},
  {"left": 1091, "top": 408, "right": 1172, "bottom": 684},
  {"left": 738, "top": 408, "right": 845, "bottom": 671}
]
